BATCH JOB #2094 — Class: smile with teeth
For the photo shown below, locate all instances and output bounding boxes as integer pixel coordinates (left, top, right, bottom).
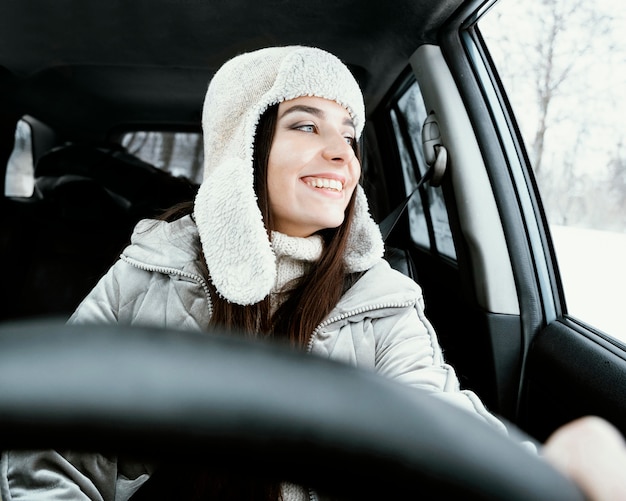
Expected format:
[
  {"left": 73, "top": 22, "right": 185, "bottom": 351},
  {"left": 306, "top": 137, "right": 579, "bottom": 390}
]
[{"left": 304, "top": 177, "right": 344, "bottom": 192}]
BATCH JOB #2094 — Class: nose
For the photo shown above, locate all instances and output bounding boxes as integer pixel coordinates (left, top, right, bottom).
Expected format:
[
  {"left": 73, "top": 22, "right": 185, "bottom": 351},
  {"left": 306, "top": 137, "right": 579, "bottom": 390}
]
[{"left": 322, "top": 132, "right": 355, "bottom": 164}]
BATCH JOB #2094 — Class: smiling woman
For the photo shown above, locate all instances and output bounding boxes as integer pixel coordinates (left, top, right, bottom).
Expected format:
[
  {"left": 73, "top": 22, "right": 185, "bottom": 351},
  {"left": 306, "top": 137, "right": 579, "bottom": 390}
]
[
  {"left": 3, "top": 41, "right": 626, "bottom": 501},
  {"left": 0, "top": 44, "right": 509, "bottom": 501}
]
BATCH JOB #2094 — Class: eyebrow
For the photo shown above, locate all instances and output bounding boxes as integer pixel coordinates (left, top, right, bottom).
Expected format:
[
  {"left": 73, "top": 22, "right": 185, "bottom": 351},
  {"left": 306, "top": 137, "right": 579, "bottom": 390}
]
[{"left": 279, "top": 104, "right": 355, "bottom": 130}]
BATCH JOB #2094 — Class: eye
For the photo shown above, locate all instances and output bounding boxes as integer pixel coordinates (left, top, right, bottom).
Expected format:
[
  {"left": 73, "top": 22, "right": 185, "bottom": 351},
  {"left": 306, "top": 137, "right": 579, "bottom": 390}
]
[
  {"left": 344, "top": 136, "right": 355, "bottom": 146},
  {"left": 294, "top": 123, "right": 316, "bottom": 133}
]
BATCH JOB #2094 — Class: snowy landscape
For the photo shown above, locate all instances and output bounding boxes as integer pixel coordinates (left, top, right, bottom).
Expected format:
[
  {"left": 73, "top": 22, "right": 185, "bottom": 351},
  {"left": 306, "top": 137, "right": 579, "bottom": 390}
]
[{"left": 551, "top": 225, "right": 626, "bottom": 342}]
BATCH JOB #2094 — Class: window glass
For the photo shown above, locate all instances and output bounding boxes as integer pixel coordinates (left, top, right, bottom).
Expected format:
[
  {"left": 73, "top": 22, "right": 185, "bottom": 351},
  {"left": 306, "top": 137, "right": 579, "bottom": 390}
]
[
  {"left": 390, "top": 108, "right": 429, "bottom": 249},
  {"left": 5, "top": 119, "right": 35, "bottom": 197},
  {"left": 391, "top": 81, "right": 456, "bottom": 259},
  {"left": 481, "top": 0, "right": 626, "bottom": 341},
  {"left": 121, "top": 131, "right": 204, "bottom": 185}
]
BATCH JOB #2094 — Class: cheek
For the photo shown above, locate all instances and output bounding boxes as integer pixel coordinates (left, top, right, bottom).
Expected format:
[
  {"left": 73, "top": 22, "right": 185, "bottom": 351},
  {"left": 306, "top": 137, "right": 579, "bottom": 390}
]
[
  {"left": 267, "top": 137, "right": 297, "bottom": 177},
  {"left": 266, "top": 146, "right": 286, "bottom": 193},
  {"left": 266, "top": 169, "right": 285, "bottom": 211},
  {"left": 348, "top": 159, "right": 362, "bottom": 191},
  {"left": 266, "top": 147, "right": 297, "bottom": 213}
]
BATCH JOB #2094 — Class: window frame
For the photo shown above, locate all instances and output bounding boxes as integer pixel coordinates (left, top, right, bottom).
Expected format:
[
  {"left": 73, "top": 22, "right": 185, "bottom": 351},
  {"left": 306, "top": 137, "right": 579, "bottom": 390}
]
[
  {"left": 476, "top": 0, "right": 626, "bottom": 345},
  {"left": 441, "top": 0, "right": 626, "bottom": 431},
  {"left": 113, "top": 128, "right": 204, "bottom": 186},
  {"left": 378, "top": 72, "right": 458, "bottom": 261},
  {"left": 464, "top": 0, "right": 626, "bottom": 348}
]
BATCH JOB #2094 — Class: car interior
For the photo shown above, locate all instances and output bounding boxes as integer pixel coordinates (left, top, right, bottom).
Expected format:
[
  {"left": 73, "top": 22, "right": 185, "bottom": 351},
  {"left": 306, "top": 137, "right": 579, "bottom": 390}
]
[{"left": 1, "top": 0, "right": 625, "bottom": 495}]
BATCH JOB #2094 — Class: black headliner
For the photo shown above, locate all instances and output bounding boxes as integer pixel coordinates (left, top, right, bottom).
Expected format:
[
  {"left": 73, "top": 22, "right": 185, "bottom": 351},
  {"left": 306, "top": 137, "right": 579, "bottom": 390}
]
[{"left": 2, "top": 0, "right": 465, "bottom": 138}]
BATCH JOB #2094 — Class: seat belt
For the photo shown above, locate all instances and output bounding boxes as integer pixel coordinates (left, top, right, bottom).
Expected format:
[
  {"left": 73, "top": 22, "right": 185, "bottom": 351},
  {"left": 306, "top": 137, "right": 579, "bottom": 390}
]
[
  {"left": 379, "top": 163, "right": 433, "bottom": 242},
  {"left": 379, "top": 143, "right": 448, "bottom": 242},
  {"left": 379, "top": 111, "right": 448, "bottom": 242}
]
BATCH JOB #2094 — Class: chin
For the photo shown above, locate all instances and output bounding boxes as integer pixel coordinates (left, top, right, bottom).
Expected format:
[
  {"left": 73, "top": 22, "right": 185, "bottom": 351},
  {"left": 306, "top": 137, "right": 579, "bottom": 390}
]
[{"left": 319, "top": 217, "right": 345, "bottom": 231}]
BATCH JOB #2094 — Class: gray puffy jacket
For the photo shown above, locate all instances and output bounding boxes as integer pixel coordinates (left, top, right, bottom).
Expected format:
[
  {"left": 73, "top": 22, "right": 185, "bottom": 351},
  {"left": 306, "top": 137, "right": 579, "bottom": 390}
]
[{"left": 1, "top": 216, "right": 507, "bottom": 501}]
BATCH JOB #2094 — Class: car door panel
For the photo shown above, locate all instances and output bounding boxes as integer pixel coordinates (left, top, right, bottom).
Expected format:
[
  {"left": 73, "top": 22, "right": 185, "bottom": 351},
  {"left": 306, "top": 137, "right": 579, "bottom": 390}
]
[
  {"left": 433, "top": 0, "right": 626, "bottom": 442},
  {"left": 523, "top": 321, "right": 626, "bottom": 441}
]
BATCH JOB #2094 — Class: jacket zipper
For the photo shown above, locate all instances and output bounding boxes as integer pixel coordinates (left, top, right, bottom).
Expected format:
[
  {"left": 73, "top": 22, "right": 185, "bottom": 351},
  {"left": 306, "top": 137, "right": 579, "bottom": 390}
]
[
  {"left": 122, "top": 255, "right": 413, "bottom": 501},
  {"left": 306, "top": 299, "right": 416, "bottom": 353},
  {"left": 121, "top": 255, "right": 414, "bottom": 353},
  {"left": 120, "top": 255, "right": 213, "bottom": 319},
  {"left": 303, "top": 299, "right": 415, "bottom": 500}
]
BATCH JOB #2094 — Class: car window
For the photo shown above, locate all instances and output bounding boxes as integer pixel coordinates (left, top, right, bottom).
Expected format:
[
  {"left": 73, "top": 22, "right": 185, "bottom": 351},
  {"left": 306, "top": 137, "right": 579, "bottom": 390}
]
[
  {"left": 5, "top": 118, "right": 35, "bottom": 197},
  {"left": 120, "top": 131, "right": 204, "bottom": 185},
  {"left": 4, "top": 125, "right": 204, "bottom": 198},
  {"left": 390, "top": 80, "right": 456, "bottom": 260},
  {"left": 480, "top": 0, "right": 626, "bottom": 342}
]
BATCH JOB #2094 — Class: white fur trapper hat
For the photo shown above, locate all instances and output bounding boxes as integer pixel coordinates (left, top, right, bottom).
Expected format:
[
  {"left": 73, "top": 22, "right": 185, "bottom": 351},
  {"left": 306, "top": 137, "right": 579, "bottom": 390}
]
[{"left": 194, "top": 46, "right": 384, "bottom": 305}]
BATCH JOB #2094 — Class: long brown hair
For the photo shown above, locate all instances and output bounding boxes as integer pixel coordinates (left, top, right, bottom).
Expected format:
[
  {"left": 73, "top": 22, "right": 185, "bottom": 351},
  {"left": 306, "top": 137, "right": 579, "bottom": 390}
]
[{"left": 154, "top": 104, "right": 360, "bottom": 501}]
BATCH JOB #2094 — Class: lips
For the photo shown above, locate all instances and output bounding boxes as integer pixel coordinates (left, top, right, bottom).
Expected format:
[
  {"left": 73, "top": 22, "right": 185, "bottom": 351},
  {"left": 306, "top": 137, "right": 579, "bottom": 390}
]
[{"left": 302, "top": 176, "right": 344, "bottom": 192}]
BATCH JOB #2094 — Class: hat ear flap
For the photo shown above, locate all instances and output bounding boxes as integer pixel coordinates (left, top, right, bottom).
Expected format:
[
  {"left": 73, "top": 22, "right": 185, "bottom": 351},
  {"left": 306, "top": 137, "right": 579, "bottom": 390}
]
[
  {"left": 194, "top": 158, "right": 276, "bottom": 305},
  {"left": 344, "top": 185, "right": 385, "bottom": 272}
]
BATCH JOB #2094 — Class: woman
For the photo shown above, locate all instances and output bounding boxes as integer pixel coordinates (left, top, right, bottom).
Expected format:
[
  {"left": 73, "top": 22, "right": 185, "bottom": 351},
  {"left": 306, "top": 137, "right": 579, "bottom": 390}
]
[{"left": 2, "top": 45, "right": 625, "bottom": 501}]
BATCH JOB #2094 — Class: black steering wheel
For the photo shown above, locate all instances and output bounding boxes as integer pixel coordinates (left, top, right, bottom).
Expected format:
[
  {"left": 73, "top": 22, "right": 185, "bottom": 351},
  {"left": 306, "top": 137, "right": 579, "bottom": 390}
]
[{"left": 0, "top": 320, "right": 585, "bottom": 500}]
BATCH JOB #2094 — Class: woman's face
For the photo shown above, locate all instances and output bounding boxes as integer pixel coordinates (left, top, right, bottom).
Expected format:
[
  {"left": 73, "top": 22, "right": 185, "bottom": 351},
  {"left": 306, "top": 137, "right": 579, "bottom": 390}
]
[{"left": 267, "top": 96, "right": 361, "bottom": 238}]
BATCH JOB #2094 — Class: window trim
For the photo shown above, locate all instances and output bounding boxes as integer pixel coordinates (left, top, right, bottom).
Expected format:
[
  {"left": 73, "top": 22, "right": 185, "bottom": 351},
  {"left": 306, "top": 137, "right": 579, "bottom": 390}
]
[
  {"left": 462, "top": 25, "right": 559, "bottom": 325},
  {"left": 409, "top": 42, "right": 519, "bottom": 316}
]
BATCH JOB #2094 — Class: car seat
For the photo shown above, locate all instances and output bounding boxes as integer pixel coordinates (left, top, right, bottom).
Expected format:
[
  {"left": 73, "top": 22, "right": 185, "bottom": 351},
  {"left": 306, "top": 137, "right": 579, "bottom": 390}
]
[{"left": 1, "top": 143, "right": 198, "bottom": 321}]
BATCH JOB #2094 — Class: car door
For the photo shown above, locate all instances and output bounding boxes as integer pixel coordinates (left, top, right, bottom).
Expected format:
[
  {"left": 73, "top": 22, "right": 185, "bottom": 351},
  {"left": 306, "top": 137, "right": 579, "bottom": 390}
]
[
  {"left": 473, "top": 0, "right": 626, "bottom": 441},
  {"left": 367, "top": 0, "right": 626, "bottom": 443},
  {"left": 450, "top": 0, "right": 626, "bottom": 441}
]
